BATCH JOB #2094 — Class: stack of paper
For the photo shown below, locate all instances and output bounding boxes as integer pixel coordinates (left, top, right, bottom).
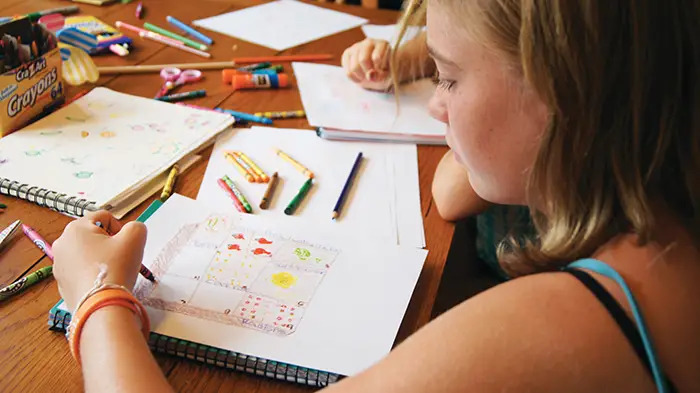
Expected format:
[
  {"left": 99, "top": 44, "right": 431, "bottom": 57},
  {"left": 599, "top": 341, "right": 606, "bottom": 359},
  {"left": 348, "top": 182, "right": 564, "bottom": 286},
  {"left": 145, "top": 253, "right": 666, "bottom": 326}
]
[
  {"left": 196, "top": 127, "right": 425, "bottom": 248},
  {"left": 293, "top": 62, "right": 446, "bottom": 144}
]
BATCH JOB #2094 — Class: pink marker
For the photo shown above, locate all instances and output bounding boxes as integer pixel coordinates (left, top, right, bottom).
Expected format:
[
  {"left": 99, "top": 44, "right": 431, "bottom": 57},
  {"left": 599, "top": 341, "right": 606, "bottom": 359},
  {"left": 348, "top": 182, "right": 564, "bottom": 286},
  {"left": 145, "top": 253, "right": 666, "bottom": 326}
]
[
  {"left": 136, "top": 2, "right": 144, "bottom": 19},
  {"left": 21, "top": 224, "right": 54, "bottom": 261}
]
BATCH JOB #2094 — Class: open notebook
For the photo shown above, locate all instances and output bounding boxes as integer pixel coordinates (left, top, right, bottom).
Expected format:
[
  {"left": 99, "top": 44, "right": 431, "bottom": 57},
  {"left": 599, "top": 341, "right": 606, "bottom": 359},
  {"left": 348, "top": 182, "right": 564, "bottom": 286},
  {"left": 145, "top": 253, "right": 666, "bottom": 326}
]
[
  {"left": 49, "top": 195, "right": 427, "bottom": 386},
  {"left": 0, "top": 88, "right": 233, "bottom": 218}
]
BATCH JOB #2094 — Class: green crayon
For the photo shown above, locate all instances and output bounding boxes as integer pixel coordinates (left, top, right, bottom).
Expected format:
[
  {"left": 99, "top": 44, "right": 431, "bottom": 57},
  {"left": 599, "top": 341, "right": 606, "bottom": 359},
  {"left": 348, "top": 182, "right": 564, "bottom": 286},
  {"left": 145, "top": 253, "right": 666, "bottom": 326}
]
[
  {"left": 0, "top": 266, "right": 52, "bottom": 301},
  {"left": 284, "top": 178, "right": 313, "bottom": 215},
  {"left": 222, "top": 175, "right": 252, "bottom": 213}
]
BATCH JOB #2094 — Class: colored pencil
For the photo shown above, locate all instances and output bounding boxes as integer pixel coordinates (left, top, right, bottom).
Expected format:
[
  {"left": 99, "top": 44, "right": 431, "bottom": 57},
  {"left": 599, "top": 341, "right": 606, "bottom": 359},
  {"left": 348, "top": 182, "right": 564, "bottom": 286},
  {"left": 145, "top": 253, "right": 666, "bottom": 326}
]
[
  {"left": 332, "top": 152, "right": 363, "bottom": 220},
  {"left": 166, "top": 15, "right": 213, "bottom": 45},
  {"left": 0, "top": 266, "right": 53, "bottom": 302},
  {"left": 225, "top": 153, "right": 255, "bottom": 182},
  {"left": 233, "top": 54, "right": 332, "bottom": 64},
  {"left": 98, "top": 61, "right": 235, "bottom": 74},
  {"left": 139, "top": 31, "right": 211, "bottom": 59},
  {"left": 234, "top": 152, "right": 269, "bottom": 183},
  {"left": 284, "top": 178, "right": 313, "bottom": 215},
  {"left": 259, "top": 172, "right": 279, "bottom": 210},
  {"left": 222, "top": 175, "right": 252, "bottom": 213},
  {"left": 144, "top": 22, "right": 209, "bottom": 51},
  {"left": 275, "top": 149, "right": 314, "bottom": 178},
  {"left": 217, "top": 178, "right": 246, "bottom": 213},
  {"left": 155, "top": 89, "right": 206, "bottom": 102}
]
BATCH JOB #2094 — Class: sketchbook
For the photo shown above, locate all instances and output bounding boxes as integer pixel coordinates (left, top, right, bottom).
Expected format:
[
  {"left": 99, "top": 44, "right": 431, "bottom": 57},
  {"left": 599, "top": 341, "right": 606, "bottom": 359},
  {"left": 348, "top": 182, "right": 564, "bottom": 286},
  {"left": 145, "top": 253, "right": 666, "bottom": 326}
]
[
  {"left": 0, "top": 88, "right": 233, "bottom": 218},
  {"left": 293, "top": 62, "right": 446, "bottom": 144},
  {"left": 49, "top": 194, "right": 427, "bottom": 385}
]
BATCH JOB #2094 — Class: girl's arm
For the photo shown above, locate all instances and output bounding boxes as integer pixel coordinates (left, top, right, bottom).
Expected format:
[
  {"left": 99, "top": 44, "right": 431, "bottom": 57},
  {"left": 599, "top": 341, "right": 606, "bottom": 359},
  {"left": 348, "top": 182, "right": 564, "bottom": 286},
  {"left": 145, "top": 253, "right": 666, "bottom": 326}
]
[{"left": 432, "top": 150, "right": 491, "bottom": 221}]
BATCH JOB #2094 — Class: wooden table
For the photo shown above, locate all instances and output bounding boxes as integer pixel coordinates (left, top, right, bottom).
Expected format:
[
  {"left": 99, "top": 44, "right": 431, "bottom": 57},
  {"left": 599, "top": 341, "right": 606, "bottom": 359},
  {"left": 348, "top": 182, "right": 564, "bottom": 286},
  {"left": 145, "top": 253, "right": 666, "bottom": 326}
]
[{"left": 0, "top": 1, "right": 454, "bottom": 391}]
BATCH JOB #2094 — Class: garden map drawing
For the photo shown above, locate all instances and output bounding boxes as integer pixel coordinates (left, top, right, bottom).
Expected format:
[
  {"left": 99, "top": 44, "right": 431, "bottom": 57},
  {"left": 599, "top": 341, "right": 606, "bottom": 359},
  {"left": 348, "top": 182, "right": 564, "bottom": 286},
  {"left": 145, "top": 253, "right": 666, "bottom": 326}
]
[{"left": 135, "top": 214, "right": 339, "bottom": 336}]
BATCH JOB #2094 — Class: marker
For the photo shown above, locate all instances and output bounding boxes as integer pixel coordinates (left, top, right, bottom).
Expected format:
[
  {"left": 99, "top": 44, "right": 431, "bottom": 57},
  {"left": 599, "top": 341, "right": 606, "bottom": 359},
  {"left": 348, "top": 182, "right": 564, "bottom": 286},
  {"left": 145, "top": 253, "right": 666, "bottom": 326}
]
[
  {"left": 253, "top": 110, "right": 305, "bottom": 120},
  {"left": 217, "top": 178, "right": 246, "bottom": 213},
  {"left": 160, "top": 164, "right": 179, "bottom": 201},
  {"left": 284, "top": 178, "right": 313, "bottom": 215},
  {"left": 109, "top": 43, "right": 129, "bottom": 57},
  {"left": 25, "top": 5, "right": 80, "bottom": 21},
  {"left": 332, "top": 152, "right": 363, "bottom": 220},
  {"left": 231, "top": 73, "right": 289, "bottom": 90},
  {"left": 275, "top": 149, "right": 314, "bottom": 178},
  {"left": 94, "top": 221, "right": 156, "bottom": 282},
  {"left": 215, "top": 109, "right": 272, "bottom": 125},
  {"left": 135, "top": 2, "right": 144, "bottom": 19},
  {"left": 166, "top": 16, "right": 213, "bottom": 45},
  {"left": 259, "top": 172, "right": 279, "bottom": 210},
  {"left": 143, "top": 22, "right": 209, "bottom": 51},
  {"left": 0, "top": 266, "right": 53, "bottom": 302},
  {"left": 21, "top": 224, "right": 53, "bottom": 261},
  {"left": 234, "top": 152, "right": 269, "bottom": 183},
  {"left": 228, "top": 153, "right": 262, "bottom": 183},
  {"left": 155, "top": 89, "right": 206, "bottom": 102},
  {"left": 225, "top": 153, "right": 255, "bottom": 183},
  {"left": 139, "top": 31, "right": 211, "bottom": 59},
  {"left": 222, "top": 175, "right": 252, "bottom": 213}
]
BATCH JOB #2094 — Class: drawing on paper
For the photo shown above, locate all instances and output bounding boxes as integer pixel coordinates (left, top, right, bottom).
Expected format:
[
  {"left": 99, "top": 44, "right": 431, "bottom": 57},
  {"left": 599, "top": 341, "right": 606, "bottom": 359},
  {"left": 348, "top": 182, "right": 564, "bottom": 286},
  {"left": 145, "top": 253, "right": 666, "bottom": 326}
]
[{"left": 134, "top": 214, "right": 339, "bottom": 336}]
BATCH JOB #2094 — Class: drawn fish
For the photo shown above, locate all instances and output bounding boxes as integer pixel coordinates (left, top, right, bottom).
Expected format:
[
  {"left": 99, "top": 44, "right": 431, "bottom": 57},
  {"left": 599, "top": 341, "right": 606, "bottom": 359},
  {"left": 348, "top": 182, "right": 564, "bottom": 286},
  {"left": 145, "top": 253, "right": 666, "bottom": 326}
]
[
  {"left": 257, "top": 237, "right": 273, "bottom": 244},
  {"left": 252, "top": 248, "right": 271, "bottom": 256},
  {"left": 233, "top": 233, "right": 245, "bottom": 240},
  {"left": 227, "top": 244, "right": 241, "bottom": 251}
]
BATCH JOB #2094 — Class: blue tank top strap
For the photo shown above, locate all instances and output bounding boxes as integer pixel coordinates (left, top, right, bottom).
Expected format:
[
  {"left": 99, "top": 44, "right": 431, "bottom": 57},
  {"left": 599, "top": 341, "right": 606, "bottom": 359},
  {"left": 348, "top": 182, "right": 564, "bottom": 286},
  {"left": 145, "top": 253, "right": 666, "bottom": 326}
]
[{"left": 567, "top": 258, "right": 670, "bottom": 393}]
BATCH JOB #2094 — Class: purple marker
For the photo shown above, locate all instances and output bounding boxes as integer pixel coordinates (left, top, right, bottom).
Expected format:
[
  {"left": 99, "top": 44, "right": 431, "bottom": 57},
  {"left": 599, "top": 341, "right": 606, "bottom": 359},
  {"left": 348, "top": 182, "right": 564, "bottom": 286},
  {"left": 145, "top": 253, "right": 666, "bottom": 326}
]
[{"left": 22, "top": 224, "right": 54, "bottom": 261}]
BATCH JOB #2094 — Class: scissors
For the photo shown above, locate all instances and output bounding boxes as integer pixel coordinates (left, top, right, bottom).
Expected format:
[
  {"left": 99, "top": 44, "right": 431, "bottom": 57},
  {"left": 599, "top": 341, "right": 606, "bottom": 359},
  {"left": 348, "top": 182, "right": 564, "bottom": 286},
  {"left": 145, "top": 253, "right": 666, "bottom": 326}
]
[
  {"left": 155, "top": 67, "right": 203, "bottom": 98},
  {"left": 0, "top": 220, "right": 21, "bottom": 251}
]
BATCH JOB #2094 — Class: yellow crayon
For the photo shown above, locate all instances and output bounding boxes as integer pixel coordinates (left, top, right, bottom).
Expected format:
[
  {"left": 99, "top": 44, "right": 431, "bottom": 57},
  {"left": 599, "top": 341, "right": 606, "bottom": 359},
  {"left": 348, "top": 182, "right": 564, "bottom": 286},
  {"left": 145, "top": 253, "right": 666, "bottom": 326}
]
[
  {"left": 275, "top": 149, "right": 314, "bottom": 179},
  {"left": 159, "top": 164, "right": 179, "bottom": 201},
  {"left": 225, "top": 153, "right": 255, "bottom": 183},
  {"left": 234, "top": 152, "right": 269, "bottom": 183}
]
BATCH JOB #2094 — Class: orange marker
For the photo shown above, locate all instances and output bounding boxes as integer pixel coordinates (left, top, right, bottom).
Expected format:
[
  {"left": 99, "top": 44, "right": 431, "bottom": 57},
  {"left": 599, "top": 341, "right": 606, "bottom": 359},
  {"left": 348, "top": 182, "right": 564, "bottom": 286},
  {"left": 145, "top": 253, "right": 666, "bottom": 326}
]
[{"left": 232, "top": 74, "right": 289, "bottom": 90}]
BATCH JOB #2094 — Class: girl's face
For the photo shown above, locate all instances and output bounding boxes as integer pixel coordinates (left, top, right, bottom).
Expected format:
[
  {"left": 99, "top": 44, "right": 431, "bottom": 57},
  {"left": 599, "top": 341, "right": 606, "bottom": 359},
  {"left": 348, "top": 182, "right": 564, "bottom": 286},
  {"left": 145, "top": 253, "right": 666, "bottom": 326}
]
[{"left": 427, "top": 3, "right": 549, "bottom": 205}]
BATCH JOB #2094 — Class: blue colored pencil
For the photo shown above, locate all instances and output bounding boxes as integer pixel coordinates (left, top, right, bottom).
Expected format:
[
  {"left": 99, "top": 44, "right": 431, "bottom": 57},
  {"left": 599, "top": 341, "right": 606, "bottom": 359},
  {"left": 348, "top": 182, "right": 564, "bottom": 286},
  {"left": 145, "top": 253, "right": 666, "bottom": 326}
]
[
  {"left": 332, "top": 152, "right": 363, "bottom": 220},
  {"left": 216, "top": 108, "right": 273, "bottom": 125},
  {"left": 166, "top": 16, "right": 213, "bottom": 45}
]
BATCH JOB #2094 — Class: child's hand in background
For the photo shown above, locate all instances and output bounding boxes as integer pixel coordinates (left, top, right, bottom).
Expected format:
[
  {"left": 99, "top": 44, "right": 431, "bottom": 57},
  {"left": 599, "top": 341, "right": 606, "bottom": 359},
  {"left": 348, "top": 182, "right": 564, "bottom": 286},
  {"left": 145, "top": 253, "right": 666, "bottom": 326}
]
[{"left": 342, "top": 38, "right": 393, "bottom": 91}]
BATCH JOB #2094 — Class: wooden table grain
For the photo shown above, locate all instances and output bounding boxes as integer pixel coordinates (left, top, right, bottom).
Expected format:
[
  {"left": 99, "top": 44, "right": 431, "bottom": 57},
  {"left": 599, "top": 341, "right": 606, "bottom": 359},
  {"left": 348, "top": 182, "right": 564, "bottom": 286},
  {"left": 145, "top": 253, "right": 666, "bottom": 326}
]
[{"left": 0, "top": 1, "right": 454, "bottom": 392}]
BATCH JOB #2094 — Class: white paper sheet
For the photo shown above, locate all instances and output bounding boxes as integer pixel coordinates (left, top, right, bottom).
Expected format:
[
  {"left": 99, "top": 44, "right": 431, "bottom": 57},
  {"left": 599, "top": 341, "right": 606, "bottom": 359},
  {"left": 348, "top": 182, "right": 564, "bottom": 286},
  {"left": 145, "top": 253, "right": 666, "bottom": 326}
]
[
  {"left": 361, "top": 24, "right": 424, "bottom": 46},
  {"left": 192, "top": 0, "right": 368, "bottom": 51},
  {"left": 135, "top": 194, "right": 428, "bottom": 376},
  {"left": 293, "top": 62, "right": 445, "bottom": 136},
  {"left": 196, "top": 127, "right": 425, "bottom": 248},
  {"left": 0, "top": 88, "right": 233, "bottom": 217}
]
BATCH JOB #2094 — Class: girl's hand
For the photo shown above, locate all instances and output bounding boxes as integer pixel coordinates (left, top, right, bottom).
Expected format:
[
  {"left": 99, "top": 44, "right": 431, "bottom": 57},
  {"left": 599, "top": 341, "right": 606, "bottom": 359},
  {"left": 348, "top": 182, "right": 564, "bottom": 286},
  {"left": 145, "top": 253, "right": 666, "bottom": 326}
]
[
  {"left": 341, "top": 38, "right": 393, "bottom": 91},
  {"left": 53, "top": 211, "right": 147, "bottom": 311}
]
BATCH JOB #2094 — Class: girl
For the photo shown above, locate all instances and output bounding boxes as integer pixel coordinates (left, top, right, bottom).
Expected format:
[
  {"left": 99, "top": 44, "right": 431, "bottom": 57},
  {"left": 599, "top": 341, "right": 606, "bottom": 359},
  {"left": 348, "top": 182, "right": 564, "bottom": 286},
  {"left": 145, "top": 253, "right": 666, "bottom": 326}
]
[{"left": 53, "top": 1, "right": 700, "bottom": 391}]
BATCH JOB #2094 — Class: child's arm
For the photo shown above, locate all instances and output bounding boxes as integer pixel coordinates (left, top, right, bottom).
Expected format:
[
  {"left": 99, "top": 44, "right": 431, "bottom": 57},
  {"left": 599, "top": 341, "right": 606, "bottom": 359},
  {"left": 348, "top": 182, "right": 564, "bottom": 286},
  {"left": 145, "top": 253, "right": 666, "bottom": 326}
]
[
  {"left": 432, "top": 150, "right": 492, "bottom": 221},
  {"left": 341, "top": 30, "right": 435, "bottom": 91}
]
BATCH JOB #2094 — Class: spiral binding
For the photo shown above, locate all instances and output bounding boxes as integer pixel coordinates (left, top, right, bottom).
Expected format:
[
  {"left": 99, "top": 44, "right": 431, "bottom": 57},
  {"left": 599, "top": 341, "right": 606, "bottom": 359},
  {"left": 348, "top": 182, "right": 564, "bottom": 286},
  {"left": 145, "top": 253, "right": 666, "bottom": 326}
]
[
  {"left": 48, "top": 308, "right": 341, "bottom": 387},
  {"left": 0, "top": 177, "right": 99, "bottom": 217}
]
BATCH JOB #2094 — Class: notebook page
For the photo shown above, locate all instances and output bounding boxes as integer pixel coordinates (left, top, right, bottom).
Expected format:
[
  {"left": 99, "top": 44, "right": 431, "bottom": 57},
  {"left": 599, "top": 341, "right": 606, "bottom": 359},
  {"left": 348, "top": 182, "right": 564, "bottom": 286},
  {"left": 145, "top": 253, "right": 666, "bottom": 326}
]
[
  {"left": 196, "top": 127, "right": 425, "bottom": 248},
  {"left": 293, "top": 62, "right": 445, "bottom": 136},
  {"left": 134, "top": 194, "right": 428, "bottom": 376},
  {"left": 0, "top": 88, "right": 233, "bottom": 217},
  {"left": 193, "top": 0, "right": 368, "bottom": 51}
]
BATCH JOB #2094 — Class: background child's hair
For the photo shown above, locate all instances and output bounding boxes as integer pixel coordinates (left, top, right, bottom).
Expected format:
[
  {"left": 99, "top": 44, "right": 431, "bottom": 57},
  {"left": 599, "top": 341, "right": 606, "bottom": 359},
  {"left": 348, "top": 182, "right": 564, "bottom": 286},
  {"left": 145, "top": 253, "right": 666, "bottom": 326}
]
[{"left": 397, "top": 0, "right": 700, "bottom": 275}]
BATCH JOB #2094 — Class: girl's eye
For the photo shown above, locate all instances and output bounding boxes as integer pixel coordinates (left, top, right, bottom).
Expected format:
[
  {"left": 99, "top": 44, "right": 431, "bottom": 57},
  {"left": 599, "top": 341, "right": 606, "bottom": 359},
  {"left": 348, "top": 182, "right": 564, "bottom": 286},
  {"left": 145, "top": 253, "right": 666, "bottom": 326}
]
[{"left": 431, "top": 74, "right": 456, "bottom": 91}]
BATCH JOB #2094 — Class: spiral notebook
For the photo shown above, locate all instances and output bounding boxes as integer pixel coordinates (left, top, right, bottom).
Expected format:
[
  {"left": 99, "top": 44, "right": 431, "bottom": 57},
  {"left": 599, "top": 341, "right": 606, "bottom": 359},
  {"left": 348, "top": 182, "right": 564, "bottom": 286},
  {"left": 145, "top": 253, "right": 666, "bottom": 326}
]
[
  {"left": 49, "top": 195, "right": 428, "bottom": 386},
  {"left": 0, "top": 88, "right": 233, "bottom": 218}
]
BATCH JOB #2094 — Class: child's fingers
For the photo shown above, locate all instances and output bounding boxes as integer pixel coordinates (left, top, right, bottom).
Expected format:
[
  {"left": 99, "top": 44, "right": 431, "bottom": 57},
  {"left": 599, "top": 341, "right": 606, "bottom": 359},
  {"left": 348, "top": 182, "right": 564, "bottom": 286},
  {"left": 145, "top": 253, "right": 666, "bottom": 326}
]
[
  {"left": 83, "top": 210, "right": 123, "bottom": 235},
  {"left": 346, "top": 53, "right": 363, "bottom": 83},
  {"left": 371, "top": 40, "right": 391, "bottom": 71},
  {"left": 357, "top": 40, "right": 376, "bottom": 75}
]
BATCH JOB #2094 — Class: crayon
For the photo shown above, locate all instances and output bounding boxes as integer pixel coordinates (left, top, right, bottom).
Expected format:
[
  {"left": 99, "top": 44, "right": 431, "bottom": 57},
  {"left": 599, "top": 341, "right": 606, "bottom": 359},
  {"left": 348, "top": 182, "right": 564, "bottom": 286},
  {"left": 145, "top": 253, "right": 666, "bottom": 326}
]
[
  {"left": 166, "top": 16, "right": 213, "bottom": 45},
  {"left": 284, "top": 178, "right": 313, "bottom": 215},
  {"left": 0, "top": 266, "right": 53, "bottom": 302},
  {"left": 234, "top": 152, "right": 269, "bottom": 183},
  {"left": 94, "top": 221, "right": 156, "bottom": 282},
  {"left": 222, "top": 175, "right": 252, "bottom": 213},
  {"left": 155, "top": 89, "right": 206, "bottom": 102},
  {"left": 225, "top": 153, "right": 255, "bottom": 183},
  {"left": 259, "top": 172, "right": 279, "bottom": 210},
  {"left": 275, "top": 149, "right": 314, "bottom": 178},
  {"left": 253, "top": 110, "right": 305, "bottom": 120},
  {"left": 227, "top": 153, "right": 262, "bottom": 183},
  {"left": 216, "top": 109, "right": 272, "bottom": 125},
  {"left": 160, "top": 164, "right": 179, "bottom": 201},
  {"left": 218, "top": 178, "right": 246, "bottom": 213},
  {"left": 231, "top": 73, "right": 289, "bottom": 90},
  {"left": 22, "top": 224, "right": 53, "bottom": 260},
  {"left": 143, "top": 22, "right": 208, "bottom": 51},
  {"left": 26, "top": 6, "right": 79, "bottom": 22},
  {"left": 332, "top": 152, "right": 363, "bottom": 220}
]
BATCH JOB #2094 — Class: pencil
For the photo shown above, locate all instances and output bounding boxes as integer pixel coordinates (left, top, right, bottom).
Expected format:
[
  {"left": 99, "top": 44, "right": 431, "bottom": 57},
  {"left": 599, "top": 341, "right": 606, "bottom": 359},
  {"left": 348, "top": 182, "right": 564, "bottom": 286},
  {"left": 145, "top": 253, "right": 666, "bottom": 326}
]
[
  {"left": 160, "top": 164, "right": 179, "bottom": 201},
  {"left": 98, "top": 61, "right": 235, "bottom": 74},
  {"left": 0, "top": 266, "right": 52, "bottom": 302},
  {"left": 218, "top": 178, "right": 246, "bottom": 213},
  {"left": 284, "top": 178, "right": 313, "bottom": 215},
  {"left": 332, "top": 152, "right": 363, "bottom": 220},
  {"left": 259, "top": 172, "right": 279, "bottom": 210},
  {"left": 225, "top": 153, "right": 255, "bottom": 182},
  {"left": 275, "top": 149, "right": 314, "bottom": 179},
  {"left": 234, "top": 152, "right": 269, "bottom": 183},
  {"left": 222, "top": 175, "right": 252, "bottom": 213}
]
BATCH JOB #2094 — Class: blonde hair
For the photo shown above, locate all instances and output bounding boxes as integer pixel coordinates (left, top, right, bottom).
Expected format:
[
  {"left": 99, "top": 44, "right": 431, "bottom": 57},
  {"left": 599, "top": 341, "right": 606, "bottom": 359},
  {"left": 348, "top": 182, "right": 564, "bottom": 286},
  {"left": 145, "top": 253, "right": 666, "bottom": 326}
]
[{"left": 396, "top": 0, "right": 700, "bottom": 276}]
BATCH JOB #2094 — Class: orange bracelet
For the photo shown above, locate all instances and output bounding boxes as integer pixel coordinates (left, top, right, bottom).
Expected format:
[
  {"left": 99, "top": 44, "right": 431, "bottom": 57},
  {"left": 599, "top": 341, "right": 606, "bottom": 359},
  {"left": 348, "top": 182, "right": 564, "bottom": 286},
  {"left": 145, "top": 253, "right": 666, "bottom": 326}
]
[{"left": 68, "top": 288, "right": 151, "bottom": 364}]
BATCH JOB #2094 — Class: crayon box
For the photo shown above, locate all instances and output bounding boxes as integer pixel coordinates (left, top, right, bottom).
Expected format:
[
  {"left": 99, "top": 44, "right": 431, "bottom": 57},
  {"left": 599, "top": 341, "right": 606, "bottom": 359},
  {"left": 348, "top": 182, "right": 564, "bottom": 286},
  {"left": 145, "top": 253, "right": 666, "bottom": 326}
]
[{"left": 0, "top": 18, "right": 64, "bottom": 136}]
